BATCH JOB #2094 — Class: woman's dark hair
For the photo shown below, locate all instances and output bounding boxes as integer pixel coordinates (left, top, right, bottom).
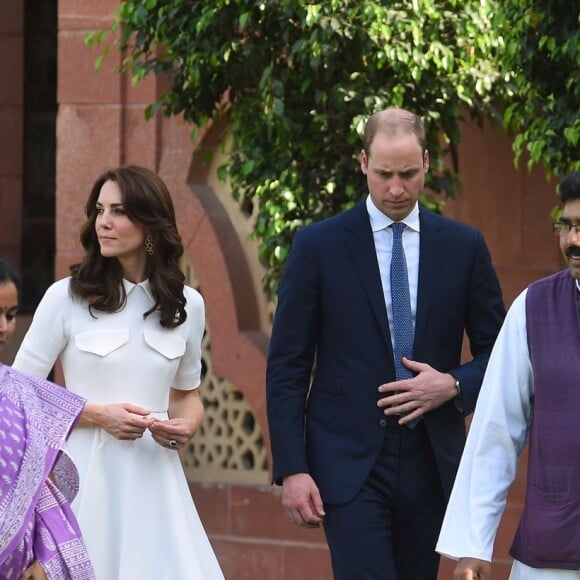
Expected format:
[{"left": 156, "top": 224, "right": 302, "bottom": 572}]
[
  {"left": 70, "top": 165, "right": 187, "bottom": 328},
  {"left": 0, "top": 259, "right": 21, "bottom": 301}
]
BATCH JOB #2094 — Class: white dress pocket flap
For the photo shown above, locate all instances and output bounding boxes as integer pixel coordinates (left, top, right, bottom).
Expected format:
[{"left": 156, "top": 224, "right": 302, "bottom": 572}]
[
  {"left": 75, "top": 329, "right": 130, "bottom": 357},
  {"left": 143, "top": 328, "right": 186, "bottom": 360}
]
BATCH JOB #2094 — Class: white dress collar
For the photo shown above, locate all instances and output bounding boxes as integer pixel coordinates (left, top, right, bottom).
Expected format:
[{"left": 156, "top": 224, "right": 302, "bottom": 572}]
[{"left": 122, "top": 278, "right": 155, "bottom": 304}]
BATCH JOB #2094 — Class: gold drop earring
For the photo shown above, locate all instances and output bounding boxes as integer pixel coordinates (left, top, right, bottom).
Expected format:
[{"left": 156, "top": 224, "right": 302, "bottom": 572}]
[{"left": 145, "top": 235, "right": 155, "bottom": 256}]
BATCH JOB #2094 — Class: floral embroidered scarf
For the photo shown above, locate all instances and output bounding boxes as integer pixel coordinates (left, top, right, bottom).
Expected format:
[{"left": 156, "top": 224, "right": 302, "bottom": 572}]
[{"left": 0, "top": 364, "right": 95, "bottom": 579}]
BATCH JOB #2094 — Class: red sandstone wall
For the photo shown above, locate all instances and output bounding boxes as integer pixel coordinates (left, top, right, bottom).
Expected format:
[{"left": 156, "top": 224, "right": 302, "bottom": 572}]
[
  {"left": 444, "top": 118, "right": 562, "bottom": 306},
  {"left": 0, "top": 0, "right": 24, "bottom": 267}
]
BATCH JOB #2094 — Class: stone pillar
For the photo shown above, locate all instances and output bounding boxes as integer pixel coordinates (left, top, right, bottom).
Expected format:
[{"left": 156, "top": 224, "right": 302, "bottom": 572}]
[
  {"left": 0, "top": 0, "right": 24, "bottom": 268},
  {"left": 56, "top": 0, "right": 159, "bottom": 277}
]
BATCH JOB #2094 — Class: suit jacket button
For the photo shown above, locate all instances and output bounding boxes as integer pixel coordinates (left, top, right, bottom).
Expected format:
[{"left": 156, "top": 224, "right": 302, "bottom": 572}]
[{"left": 379, "top": 418, "right": 387, "bottom": 428}]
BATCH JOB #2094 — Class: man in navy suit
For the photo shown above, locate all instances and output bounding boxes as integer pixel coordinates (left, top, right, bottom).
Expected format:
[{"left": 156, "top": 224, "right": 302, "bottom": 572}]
[{"left": 266, "top": 107, "right": 505, "bottom": 579}]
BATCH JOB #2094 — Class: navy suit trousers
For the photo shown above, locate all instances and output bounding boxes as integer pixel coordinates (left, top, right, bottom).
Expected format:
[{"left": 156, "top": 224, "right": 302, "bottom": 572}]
[{"left": 322, "top": 419, "right": 446, "bottom": 580}]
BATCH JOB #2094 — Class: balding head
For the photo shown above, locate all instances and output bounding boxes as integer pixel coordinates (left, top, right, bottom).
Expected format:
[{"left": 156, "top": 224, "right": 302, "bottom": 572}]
[{"left": 363, "top": 108, "right": 426, "bottom": 156}]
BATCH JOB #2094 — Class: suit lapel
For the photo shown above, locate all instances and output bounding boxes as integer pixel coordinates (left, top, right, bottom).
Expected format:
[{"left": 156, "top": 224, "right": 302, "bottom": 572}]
[
  {"left": 414, "top": 209, "right": 445, "bottom": 354},
  {"left": 342, "top": 204, "right": 445, "bottom": 356},
  {"left": 344, "top": 202, "right": 393, "bottom": 351}
]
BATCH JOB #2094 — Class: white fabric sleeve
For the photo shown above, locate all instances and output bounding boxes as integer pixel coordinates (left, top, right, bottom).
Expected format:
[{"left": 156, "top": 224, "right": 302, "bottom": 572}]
[
  {"left": 12, "top": 278, "right": 71, "bottom": 380},
  {"left": 172, "top": 286, "right": 206, "bottom": 390},
  {"left": 436, "top": 288, "right": 533, "bottom": 562}
]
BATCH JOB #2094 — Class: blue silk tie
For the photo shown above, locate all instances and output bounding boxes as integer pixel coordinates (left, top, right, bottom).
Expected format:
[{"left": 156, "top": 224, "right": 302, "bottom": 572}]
[
  {"left": 390, "top": 222, "right": 418, "bottom": 427},
  {"left": 390, "top": 222, "right": 414, "bottom": 379}
]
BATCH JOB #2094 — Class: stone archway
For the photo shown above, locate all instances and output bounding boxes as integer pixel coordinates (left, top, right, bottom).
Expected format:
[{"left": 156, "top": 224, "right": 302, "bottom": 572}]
[{"left": 158, "top": 117, "right": 272, "bottom": 484}]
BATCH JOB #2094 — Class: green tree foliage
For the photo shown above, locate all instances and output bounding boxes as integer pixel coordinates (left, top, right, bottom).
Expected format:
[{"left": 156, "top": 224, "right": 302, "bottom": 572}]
[
  {"left": 86, "top": 1, "right": 517, "bottom": 294},
  {"left": 498, "top": 1, "right": 579, "bottom": 176}
]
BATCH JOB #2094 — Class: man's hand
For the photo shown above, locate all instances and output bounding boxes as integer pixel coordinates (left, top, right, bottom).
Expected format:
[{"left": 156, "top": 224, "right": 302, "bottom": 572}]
[
  {"left": 282, "top": 473, "right": 325, "bottom": 528},
  {"left": 377, "top": 357, "right": 458, "bottom": 425},
  {"left": 453, "top": 557, "right": 491, "bottom": 579}
]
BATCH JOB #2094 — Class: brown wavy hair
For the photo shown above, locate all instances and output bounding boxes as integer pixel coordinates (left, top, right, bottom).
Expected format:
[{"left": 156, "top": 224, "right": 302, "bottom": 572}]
[{"left": 69, "top": 165, "right": 187, "bottom": 328}]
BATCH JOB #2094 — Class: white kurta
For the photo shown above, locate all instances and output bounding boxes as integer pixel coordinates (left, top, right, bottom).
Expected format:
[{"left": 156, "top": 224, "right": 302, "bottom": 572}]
[
  {"left": 13, "top": 278, "right": 224, "bottom": 580},
  {"left": 436, "top": 288, "right": 580, "bottom": 579}
]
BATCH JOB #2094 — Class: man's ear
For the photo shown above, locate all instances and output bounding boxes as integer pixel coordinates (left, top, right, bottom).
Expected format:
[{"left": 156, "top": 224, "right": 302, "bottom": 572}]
[
  {"left": 360, "top": 149, "right": 368, "bottom": 174},
  {"left": 423, "top": 149, "right": 430, "bottom": 173}
]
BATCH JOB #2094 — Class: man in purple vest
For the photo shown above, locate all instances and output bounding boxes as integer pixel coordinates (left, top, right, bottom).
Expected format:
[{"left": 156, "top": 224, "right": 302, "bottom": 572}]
[{"left": 436, "top": 170, "right": 580, "bottom": 579}]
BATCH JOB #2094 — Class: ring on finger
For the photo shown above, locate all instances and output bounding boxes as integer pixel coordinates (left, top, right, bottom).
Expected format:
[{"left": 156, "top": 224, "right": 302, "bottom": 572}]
[{"left": 169, "top": 439, "right": 178, "bottom": 448}]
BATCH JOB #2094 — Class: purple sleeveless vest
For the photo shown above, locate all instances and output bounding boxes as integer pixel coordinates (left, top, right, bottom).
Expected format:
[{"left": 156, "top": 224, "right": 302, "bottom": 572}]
[{"left": 510, "top": 270, "right": 580, "bottom": 569}]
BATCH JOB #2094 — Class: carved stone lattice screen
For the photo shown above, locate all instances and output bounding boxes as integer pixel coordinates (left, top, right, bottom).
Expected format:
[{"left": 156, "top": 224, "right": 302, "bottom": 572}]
[{"left": 179, "top": 258, "right": 269, "bottom": 485}]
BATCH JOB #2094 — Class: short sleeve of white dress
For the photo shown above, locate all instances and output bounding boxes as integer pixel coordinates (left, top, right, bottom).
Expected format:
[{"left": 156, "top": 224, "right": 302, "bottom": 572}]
[
  {"left": 13, "top": 278, "right": 71, "bottom": 379},
  {"left": 172, "top": 285, "right": 206, "bottom": 390}
]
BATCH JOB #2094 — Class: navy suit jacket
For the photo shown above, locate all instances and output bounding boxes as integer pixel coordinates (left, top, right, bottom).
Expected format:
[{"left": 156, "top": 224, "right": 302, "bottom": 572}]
[{"left": 266, "top": 201, "right": 505, "bottom": 505}]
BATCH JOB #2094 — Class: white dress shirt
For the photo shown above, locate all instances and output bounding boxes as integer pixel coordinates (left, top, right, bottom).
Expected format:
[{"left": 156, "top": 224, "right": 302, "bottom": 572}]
[
  {"left": 366, "top": 196, "right": 420, "bottom": 345},
  {"left": 436, "top": 286, "right": 580, "bottom": 579}
]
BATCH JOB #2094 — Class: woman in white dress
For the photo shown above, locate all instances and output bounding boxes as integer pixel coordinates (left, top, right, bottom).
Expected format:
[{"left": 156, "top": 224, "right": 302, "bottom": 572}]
[{"left": 13, "top": 166, "right": 225, "bottom": 580}]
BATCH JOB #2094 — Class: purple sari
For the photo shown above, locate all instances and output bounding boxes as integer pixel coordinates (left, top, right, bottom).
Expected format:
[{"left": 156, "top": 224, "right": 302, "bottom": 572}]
[{"left": 0, "top": 364, "right": 95, "bottom": 579}]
